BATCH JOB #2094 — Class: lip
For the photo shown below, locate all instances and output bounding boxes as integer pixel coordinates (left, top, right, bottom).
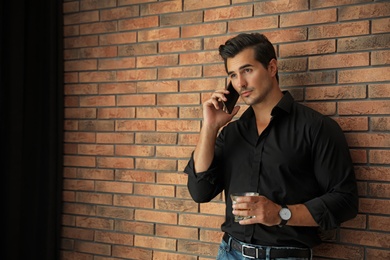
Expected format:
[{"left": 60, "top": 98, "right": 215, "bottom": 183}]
[{"left": 240, "top": 90, "right": 252, "bottom": 97}]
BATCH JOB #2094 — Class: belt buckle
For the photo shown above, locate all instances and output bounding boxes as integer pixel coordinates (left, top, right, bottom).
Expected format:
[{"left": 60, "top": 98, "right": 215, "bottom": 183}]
[{"left": 242, "top": 244, "right": 258, "bottom": 259}]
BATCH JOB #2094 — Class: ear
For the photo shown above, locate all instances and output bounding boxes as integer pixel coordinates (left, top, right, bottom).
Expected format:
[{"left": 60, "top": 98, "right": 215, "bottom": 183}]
[{"left": 268, "top": 59, "right": 278, "bottom": 78}]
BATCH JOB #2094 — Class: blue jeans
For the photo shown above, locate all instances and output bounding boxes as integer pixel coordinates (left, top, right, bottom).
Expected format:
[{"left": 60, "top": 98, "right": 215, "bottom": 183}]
[{"left": 216, "top": 238, "right": 312, "bottom": 260}]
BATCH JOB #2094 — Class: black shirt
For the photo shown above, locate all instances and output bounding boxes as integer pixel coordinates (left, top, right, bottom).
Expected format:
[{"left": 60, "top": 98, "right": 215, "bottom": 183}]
[{"left": 184, "top": 91, "right": 358, "bottom": 248}]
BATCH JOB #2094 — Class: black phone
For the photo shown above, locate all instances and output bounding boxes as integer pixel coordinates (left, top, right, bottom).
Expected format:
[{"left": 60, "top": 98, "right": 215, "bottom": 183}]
[{"left": 222, "top": 82, "right": 239, "bottom": 114}]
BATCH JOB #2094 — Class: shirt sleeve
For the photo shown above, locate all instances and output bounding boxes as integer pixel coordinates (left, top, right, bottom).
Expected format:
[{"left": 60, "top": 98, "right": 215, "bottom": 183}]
[
  {"left": 304, "top": 116, "right": 358, "bottom": 230},
  {"left": 183, "top": 132, "right": 225, "bottom": 203}
]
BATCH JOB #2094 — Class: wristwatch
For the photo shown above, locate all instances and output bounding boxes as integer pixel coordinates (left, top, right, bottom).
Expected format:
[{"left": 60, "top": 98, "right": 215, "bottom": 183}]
[{"left": 279, "top": 205, "right": 291, "bottom": 226}]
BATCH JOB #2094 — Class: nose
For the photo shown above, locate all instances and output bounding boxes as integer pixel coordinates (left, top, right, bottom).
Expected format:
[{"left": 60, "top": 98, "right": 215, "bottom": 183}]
[{"left": 236, "top": 74, "right": 247, "bottom": 89}]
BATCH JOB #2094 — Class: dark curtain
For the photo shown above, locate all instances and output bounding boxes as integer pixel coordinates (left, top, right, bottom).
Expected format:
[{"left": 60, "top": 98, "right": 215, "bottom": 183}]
[{"left": 1, "top": 1, "right": 63, "bottom": 259}]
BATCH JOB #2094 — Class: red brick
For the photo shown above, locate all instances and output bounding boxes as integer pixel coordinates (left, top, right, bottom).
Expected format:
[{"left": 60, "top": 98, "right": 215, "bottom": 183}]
[
  {"left": 177, "top": 240, "right": 219, "bottom": 257},
  {"left": 64, "top": 11, "right": 99, "bottom": 25},
  {"left": 113, "top": 195, "right": 153, "bottom": 208},
  {"left": 64, "top": 132, "right": 96, "bottom": 143},
  {"left": 80, "top": 96, "right": 116, "bottom": 107},
  {"left": 203, "top": 63, "right": 226, "bottom": 77},
  {"left": 156, "top": 146, "right": 195, "bottom": 158},
  {"left": 76, "top": 192, "right": 113, "bottom": 205},
  {"left": 118, "top": 43, "right": 157, "bottom": 56},
  {"left": 79, "top": 120, "right": 114, "bottom": 132},
  {"left": 136, "top": 107, "right": 178, "bottom": 119},
  {"left": 112, "top": 245, "right": 152, "bottom": 260},
  {"left": 339, "top": 100, "right": 390, "bottom": 115},
  {"left": 355, "top": 166, "right": 390, "bottom": 182},
  {"left": 368, "top": 84, "right": 390, "bottom": 98},
  {"left": 309, "top": 52, "right": 369, "bottom": 70},
  {"left": 370, "top": 150, "right": 390, "bottom": 164},
  {"left": 360, "top": 198, "right": 390, "bottom": 214},
  {"left": 156, "top": 119, "right": 200, "bottom": 132},
  {"left": 313, "top": 243, "right": 364, "bottom": 259},
  {"left": 135, "top": 132, "right": 177, "bottom": 145},
  {"left": 159, "top": 39, "right": 202, "bottom": 53},
  {"left": 280, "top": 40, "right": 335, "bottom": 57},
  {"left": 78, "top": 144, "right": 114, "bottom": 155},
  {"left": 62, "top": 226, "right": 94, "bottom": 240},
  {"left": 367, "top": 248, "right": 390, "bottom": 260},
  {"left": 116, "top": 69, "right": 157, "bottom": 81},
  {"left": 160, "top": 11, "right": 202, "bottom": 26},
  {"left": 80, "top": 21, "right": 117, "bottom": 35},
  {"left": 371, "top": 117, "right": 390, "bottom": 131},
  {"left": 182, "top": 22, "right": 226, "bottom": 38},
  {"left": 65, "top": 84, "right": 98, "bottom": 95},
  {"left": 158, "top": 66, "right": 202, "bottom": 79},
  {"left": 63, "top": 25, "right": 80, "bottom": 37},
  {"left": 155, "top": 198, "right": 198, "bottom": 212},
  {"left": 200, "top": 229, "right": 223, "bottom": 243},
  {"left": 157, "top": 93, "right": 200, "bottom": 105},
  {"left": 97, "top": 157, "right": 135, "bottom": 169},
  {"left": 200, "top": 201, "right": 225, "bottom": 215},
  {"left": 135, "top": 209, "right": 177, "bottom": 224},
  {"left": 340, "top": 229, "right": 390, "bottom": 248},
  {"left": 305, "top": 85, "right": 366, "bottom": 100},
  {"left": 140, "top": 1, "right": 182, "bottom": 15},
  {"left": 116, "top": 120, "right": 155, "bottom": 131},
  {"left": 80, "top": 46, "right": 117, "bottom": 58},
  {"left": 95, "top": 230, "right": 133, "bottom": 246},
  {"left": 280, "top": 71, "right": 336, "bottom": 87},
  {"left": 100, "top": 6, "right": 139, "bottom": 21},
  {"left": 339, "top": 2, "right": 390, "bottom": 20},
  {"left": 339, "top": 67, "right": 390, "bottom": 84},
  {"left": 63, "top": 179, "right": 94, "bottom": 191},
  {"left": 115, "top": 145, "right": 155, "bottom": 157},
  {"left": 134, "top": 235, "right": 176, "bottom": 250},
  {"left": 184, "top": 0, "right": 230, "bottom": 11},
  {"left": 64, "top": 108, "right": 97, "bottom": 119},
  {"left": 372, "top": 17, "right": 390, "bottom": 34},
  {"left": 98, "top": 58, "right": 135, "bottom": 70},
  {"left": 99, "top": 32, "right": 137, "bottom": 45},
  {"left": 99, "top": 82, "right": 136, "bottom": 94},
  {"left": 309, "top": 21, "right": 369, "bottom": 39},
  {"left": 65, "top": 60, "right": 97, "bottom": 71},
  {"left": 153, "top": 251, "right": 197, "bottom": 260},
  {"left": 254, "top": 0, "right": 308, "bottom": 15},
  {"left": 204, "top": 5, "right": 252, "bottom": 21},
  {"left": 62, "top": 202, "right": 95, "bottom": 216},
  {"left": 79, "top": 71, "right": 116, "bottom": 83},
  {"left": 74, "top": 240, "right": 111, "bottom": 255},
  {"left": 278, "top": 58, "right": 307, "bottom": 73},
  {"left": 180, "top": 78, "right": 225, "bottom": 92},
  {"left": 77, "top": 168, "right": 114, "bottom": 180},
  {"left": 115, "top": 170, "right": 155, "bottom": 183},
  {"left": 98, "top": 108, "right": 136, "bottom": 119},
  {"left": 178, "top": 133, "right": 199, "bottom": 146},
  {"left": 138, "top": 28, "right": 180, "bottom": 42},
  {"left": 96, "top": 133, "right": 134, "bottom": 144},
  {"left": 117, "top": 94, "right": 155, "bottom": 106},
  {"left": 137, "top": 80, "right": 178, "bottom": 93},
  {"left": 179, "top": 107, "right": 202, "bottom": 119},
  {"left": 281, "top": 9, "right": 336, "bottom": 27},
  {"left": 115, "top": 219, "right": 154, "bottom": 234},
  {"left": 179, "top": 213, "right": 224, "bottom": 228},
  {"left": 135, "top": 158, "right": 177, "bottom": 171},
  {"left": 229, "top": 16, "right": 278, "bottom": 33},
  {"left": 64, "top": 35, "right": 98, "bottom": 49},
  {"left": 338, "top": 34, "right": 390, "bottom": 52},
  {"left": 345, "top": 133, "right": 390, "bottom": 148},
  {"left": 371, "top": 50, "right": 390, "bottom": 66},
  {"left": 63, "top": 2, "right": 79, "bottom": 13},
  {"left": 137, "top": 54, "right": 178, "bottom": 68},
  {"left": 303, "top": 102, "right": 336, "bottom": 116},
  {"left": 64, "top": 155, "right": 96, "bottom": 167},
  {"left": 96, "top": 181, "right": 134, "bottom": 194},
  {"left": 118, "top": 16, "right": 159, "bottom": 31},
  {"left": 156, "top": 172, "right": 188, "bottom": 185},
  {"left": 333, "top": 117, "right": 368, "bottom": 131}
]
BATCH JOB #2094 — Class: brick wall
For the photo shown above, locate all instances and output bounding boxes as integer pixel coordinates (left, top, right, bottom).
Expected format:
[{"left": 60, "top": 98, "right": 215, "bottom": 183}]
[{"left": 61, "top": 0, "right": 390, "bottom": 259}]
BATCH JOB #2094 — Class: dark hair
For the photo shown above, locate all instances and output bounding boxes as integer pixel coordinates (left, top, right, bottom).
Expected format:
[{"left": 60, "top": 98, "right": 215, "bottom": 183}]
[{"left": 219, "top": 33, "right": 278, "bottom": 81}]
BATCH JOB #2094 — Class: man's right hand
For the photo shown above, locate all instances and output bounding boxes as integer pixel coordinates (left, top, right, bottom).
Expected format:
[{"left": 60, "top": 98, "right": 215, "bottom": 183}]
[{"left": 202, "top": 90, "right": 240, "bottom": 130}]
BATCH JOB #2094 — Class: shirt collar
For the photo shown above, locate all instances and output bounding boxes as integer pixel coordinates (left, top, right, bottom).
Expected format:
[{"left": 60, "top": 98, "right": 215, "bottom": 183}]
[{"left": 240, "top": 91, "right": 294, "bottom": 120}]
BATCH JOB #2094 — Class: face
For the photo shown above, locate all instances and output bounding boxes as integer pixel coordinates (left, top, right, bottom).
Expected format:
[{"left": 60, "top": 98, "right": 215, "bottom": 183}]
[{"left": 226, "top": 47, "right": 277, "bottom": 106}]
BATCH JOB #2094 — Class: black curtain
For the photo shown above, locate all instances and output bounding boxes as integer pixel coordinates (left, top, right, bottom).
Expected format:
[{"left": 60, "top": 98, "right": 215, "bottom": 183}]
[{"left": 1, "top": 1, "right": 63, "bottom": 259}]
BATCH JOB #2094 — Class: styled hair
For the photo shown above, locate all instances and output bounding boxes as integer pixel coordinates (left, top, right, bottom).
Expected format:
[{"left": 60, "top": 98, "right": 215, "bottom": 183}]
[{"left": 219, "top": 33, "right": 278, "bottom": 81}]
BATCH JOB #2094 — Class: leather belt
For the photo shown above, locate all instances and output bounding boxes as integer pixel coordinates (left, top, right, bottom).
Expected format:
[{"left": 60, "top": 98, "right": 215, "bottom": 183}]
[{"left": 223, "top": 233, "right": 311, "bottom": 259}]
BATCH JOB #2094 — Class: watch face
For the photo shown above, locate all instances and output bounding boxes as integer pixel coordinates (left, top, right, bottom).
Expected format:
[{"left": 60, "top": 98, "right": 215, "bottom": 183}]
[{"left": 280, "top": 208, "right": 291, "bottom": 220}]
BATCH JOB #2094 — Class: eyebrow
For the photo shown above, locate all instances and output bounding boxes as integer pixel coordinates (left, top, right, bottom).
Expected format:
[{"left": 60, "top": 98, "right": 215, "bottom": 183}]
[{"left": 227, "top": 64, "right": 253, "bottom": 76}]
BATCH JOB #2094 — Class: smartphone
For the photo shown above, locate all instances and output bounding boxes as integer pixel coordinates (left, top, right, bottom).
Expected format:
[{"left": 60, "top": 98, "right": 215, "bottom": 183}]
[{"left": 222, "top": 82, "right": 239, "bottom": 114}]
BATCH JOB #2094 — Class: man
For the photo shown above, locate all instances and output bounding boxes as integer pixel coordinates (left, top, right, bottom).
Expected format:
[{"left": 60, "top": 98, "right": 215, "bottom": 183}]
[{"left": 184, "top": 33, "right": 358, "bottom": 260}]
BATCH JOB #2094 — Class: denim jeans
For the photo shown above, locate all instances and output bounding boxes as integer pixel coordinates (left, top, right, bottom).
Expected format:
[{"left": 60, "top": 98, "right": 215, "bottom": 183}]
[{"left": 216, "top": 238, "right": 312, "bottom": 260}]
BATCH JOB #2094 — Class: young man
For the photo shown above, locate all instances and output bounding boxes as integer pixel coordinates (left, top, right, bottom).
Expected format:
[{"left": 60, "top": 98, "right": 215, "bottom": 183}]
[{"left": 184, "top": 33, "right": 358, "bottom": 260}]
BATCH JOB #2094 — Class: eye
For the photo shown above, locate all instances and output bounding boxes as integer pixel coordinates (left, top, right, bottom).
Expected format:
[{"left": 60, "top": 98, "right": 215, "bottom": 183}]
[
  {"left": 244, "top": 68, "right": 252, "bottom": 73},
  {"left": 229, "top": 73, "right": 237, "bottom": 79}
]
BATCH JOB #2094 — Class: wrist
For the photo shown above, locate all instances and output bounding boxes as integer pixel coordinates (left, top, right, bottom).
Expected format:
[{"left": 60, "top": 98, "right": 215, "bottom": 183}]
[{"left": 278, "top": 204, "right": 292, "bottom": 226}]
